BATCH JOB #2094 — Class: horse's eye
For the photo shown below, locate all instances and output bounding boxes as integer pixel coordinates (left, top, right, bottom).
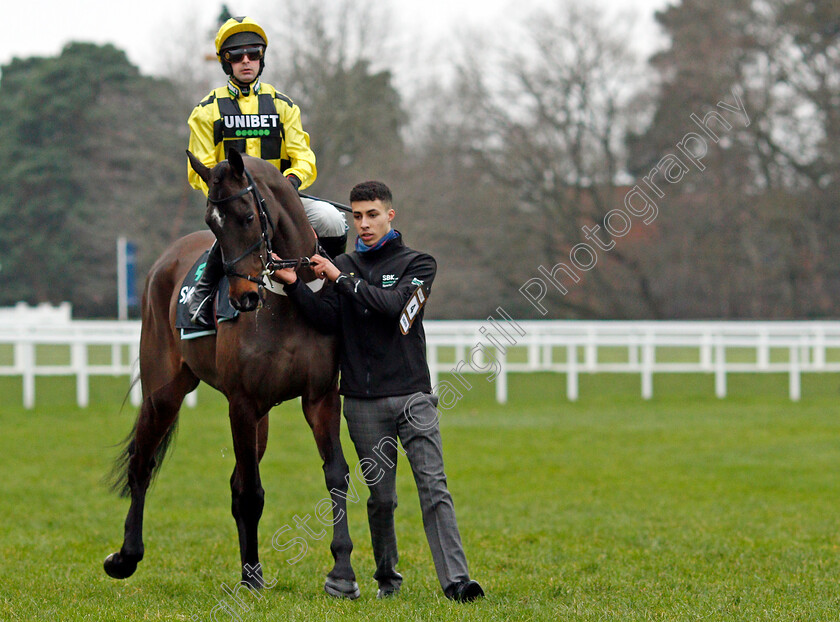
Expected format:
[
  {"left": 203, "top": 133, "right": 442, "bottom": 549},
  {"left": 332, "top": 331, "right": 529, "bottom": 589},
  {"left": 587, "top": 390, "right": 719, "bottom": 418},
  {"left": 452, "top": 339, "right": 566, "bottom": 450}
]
[{"left": 244, "top": 213, "right": 255, "bottom": 225}]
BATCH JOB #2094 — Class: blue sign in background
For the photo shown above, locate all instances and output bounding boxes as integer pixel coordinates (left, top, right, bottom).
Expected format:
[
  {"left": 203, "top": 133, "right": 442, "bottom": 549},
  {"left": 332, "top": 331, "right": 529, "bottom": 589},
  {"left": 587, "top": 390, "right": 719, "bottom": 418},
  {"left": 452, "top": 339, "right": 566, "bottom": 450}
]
[{"left": 125, "top": 241, "right": 138, "bottom": 307}]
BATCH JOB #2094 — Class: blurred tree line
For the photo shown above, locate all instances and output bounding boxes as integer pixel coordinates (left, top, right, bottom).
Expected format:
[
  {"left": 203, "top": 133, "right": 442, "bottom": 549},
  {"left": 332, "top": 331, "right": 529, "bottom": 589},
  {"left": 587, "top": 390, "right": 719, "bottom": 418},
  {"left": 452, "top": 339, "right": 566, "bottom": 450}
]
[
  {"left": 0, "top": 43, "right": 202, "bottom": 316},
  {"left": 0, "top": 0, "right": 836, "bottom": 319}
]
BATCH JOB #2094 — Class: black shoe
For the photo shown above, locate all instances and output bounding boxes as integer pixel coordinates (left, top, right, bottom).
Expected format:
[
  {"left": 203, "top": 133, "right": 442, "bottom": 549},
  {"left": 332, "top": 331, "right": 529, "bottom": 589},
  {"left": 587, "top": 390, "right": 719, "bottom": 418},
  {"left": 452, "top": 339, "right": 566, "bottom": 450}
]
[
  {"left": 444, "top": 579, "right": 484, "bottom": 603},
  {"left": 187, "top": 241, "right": 224, "bottom": 328}
]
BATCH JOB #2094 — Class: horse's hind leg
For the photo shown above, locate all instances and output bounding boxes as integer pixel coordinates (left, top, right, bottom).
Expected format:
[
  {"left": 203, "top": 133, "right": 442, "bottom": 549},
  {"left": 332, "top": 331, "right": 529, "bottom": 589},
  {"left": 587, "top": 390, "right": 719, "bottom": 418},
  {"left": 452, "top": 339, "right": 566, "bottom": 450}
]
[
  {"left": 104, "top": 368, "right": 198, "bottom": 579},
  {"left": 303, "top": 387, "right": 359, "bottom": 599}
]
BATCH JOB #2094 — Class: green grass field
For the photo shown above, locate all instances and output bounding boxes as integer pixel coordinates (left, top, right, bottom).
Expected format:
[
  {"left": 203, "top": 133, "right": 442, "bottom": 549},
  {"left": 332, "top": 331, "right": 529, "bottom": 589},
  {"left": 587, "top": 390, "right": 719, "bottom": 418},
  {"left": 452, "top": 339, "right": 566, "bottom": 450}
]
[{"left": 1, "top": 371, "right": 839, "bottom": 621}]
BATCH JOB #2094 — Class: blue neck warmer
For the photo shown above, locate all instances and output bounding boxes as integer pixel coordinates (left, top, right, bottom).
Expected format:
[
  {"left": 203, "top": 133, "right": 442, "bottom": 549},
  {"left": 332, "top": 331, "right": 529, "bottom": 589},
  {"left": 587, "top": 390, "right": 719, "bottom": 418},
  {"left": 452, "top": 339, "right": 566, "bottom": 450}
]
[{"left": 355, "top": 229, "right": 400, "bottom": 253}]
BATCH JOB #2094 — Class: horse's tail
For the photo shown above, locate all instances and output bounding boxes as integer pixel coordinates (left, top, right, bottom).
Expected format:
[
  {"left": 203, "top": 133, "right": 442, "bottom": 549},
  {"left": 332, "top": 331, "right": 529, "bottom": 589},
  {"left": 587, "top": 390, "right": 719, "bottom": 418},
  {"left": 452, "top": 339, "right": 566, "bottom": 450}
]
[{"left": 107, "top": 417, "right": 180, "bottom": 499}]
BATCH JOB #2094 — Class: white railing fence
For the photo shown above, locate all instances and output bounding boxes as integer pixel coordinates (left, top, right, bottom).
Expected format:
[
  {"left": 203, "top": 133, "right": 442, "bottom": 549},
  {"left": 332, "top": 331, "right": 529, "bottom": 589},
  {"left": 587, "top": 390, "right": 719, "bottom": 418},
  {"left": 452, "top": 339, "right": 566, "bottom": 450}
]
[
  {"left": 0, "top": 319, "right": 143, "bottom": 409},
  {"left": 2, "top": 308, "right": 839, "bottom": 409},
  {"left": 425, "top": 320, "right": 840, "bottom": 404}
]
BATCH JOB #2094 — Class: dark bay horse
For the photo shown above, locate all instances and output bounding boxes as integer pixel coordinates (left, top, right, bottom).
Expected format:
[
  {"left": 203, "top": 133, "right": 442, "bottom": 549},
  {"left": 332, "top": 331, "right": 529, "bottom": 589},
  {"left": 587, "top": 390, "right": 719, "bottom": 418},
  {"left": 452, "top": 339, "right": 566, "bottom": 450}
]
[{"left": 104, "top": 149, "right": 359, "bottom": 598}]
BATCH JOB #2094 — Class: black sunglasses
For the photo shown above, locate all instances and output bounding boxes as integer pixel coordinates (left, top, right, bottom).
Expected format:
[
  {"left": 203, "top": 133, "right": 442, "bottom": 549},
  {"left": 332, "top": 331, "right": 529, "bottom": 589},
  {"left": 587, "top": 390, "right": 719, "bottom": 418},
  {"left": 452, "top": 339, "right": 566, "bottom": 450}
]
[{"left": 223, "top": 46, "right": 264, "bottom": 63}]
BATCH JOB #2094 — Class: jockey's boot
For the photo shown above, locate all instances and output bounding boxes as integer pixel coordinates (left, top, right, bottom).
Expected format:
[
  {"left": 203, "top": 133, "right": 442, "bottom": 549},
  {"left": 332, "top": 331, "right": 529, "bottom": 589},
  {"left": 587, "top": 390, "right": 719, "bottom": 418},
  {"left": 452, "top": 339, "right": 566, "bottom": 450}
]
[
  {"left": 318, "top": 233, "right": 347, "bottom": 260},
  {"left": 187, "top": 240, "right": 224, "bottom": 328}
]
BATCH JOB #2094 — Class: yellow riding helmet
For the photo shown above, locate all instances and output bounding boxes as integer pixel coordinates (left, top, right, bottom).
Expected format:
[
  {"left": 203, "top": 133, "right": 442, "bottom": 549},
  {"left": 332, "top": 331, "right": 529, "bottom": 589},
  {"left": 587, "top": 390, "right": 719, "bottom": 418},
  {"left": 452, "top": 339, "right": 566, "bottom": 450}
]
[{"left": 215, "top": 16, "right": 268, "bottom": 57}]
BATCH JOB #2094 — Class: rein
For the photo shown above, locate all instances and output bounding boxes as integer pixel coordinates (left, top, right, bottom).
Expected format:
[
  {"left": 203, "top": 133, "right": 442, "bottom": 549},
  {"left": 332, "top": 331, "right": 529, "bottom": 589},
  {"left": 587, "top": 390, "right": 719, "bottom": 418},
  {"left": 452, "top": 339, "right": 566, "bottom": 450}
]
[{"left": 208, "top": 167, "right": 315, "bottom": 292}]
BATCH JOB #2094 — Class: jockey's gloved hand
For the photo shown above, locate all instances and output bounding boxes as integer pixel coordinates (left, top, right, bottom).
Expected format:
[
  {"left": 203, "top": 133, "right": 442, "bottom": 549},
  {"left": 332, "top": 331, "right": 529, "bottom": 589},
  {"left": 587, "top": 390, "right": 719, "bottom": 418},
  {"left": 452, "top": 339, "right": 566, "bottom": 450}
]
[{"left": 286, "top": 174, "right": 301, "bottom": 191}]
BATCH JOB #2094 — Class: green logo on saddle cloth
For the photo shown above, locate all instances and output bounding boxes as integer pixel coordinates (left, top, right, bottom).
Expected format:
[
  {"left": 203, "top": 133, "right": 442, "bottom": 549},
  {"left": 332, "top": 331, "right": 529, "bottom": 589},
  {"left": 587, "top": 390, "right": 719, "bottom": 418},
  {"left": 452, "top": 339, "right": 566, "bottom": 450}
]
[{"left": 195, "top": 261, "right": 206, "bottom": 281}]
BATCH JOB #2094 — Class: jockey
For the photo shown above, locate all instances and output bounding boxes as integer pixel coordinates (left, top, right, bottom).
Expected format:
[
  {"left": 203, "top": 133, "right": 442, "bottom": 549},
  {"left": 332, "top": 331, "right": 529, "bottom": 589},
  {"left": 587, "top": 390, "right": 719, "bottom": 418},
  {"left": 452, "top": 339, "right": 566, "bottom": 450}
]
[{"left": 186, "top": 16, "right": 348, "bottom": 327}]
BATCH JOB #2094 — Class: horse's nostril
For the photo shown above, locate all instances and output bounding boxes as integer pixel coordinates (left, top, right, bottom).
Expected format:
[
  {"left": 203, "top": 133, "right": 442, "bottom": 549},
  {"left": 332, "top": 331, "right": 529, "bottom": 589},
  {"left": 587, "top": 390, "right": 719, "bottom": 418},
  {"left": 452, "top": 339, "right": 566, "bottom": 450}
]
[{"left": 241, "top": 291, "right": 260, "bottom": 311}]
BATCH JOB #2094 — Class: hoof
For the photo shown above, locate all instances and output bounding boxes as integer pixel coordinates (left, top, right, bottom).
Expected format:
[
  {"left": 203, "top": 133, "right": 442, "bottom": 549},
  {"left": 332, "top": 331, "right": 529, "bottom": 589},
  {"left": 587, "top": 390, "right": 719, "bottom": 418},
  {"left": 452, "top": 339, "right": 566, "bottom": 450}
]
[
  {"left": 241, "top": 563, "right": 264, "bottom": 590},
  {"left": 103, "top": 552, "right": 139, "bottom": 579},
  {"left": 324, "top": 576, "right": 360, "bottom": 600}
]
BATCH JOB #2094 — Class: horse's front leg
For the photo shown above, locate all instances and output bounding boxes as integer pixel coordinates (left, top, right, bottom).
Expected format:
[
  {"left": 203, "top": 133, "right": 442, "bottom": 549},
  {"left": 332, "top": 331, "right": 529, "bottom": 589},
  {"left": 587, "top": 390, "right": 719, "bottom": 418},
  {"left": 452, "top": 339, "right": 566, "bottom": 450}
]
[
  {"left": 228, "top": 396, "right": 267, "bottom": 589},
  {"left": 303, "top": 387, "right": 359, "bottom": 599}
]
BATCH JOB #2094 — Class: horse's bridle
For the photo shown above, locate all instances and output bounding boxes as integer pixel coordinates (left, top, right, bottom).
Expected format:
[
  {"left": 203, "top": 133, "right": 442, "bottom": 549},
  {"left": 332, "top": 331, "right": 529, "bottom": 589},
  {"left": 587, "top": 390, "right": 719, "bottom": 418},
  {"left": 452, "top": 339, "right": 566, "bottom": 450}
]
[{"left": 207, "top": 167, "right": 314, "bottom": 290}]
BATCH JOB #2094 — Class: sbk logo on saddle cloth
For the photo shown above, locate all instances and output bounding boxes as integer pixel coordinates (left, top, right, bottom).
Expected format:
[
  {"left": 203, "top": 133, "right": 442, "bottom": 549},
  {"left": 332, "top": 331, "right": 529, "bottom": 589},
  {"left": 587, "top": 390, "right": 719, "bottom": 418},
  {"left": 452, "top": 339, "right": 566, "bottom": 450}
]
[{"left": 222, "top": 114, "right": 281, "bottom": 137}]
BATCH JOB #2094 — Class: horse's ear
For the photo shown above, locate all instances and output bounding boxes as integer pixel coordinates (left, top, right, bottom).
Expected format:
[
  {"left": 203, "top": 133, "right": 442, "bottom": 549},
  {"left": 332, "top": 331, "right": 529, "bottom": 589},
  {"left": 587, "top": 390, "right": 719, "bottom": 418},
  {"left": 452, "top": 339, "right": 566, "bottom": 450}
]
[
  {"left": 186, "top": 151, "right": 212, "bottom": 185},
  {"left": 228, "top": 148, "right": 245, "bottom": 177}
]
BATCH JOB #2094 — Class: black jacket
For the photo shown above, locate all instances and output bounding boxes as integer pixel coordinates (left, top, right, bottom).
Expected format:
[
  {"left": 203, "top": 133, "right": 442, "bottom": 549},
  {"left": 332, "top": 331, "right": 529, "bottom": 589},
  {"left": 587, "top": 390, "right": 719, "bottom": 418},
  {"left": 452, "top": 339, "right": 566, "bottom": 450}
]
[{"left": 285, "top": 235, "right": 436, "bottom": 398}]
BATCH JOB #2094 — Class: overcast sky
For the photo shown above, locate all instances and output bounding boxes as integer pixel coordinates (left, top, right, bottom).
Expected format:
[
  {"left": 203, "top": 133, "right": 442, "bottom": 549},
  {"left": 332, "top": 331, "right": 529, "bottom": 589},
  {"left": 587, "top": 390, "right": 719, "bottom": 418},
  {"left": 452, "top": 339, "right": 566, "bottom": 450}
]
[{"left": 0, "top": 0, "right": 672, "bottom": 77}]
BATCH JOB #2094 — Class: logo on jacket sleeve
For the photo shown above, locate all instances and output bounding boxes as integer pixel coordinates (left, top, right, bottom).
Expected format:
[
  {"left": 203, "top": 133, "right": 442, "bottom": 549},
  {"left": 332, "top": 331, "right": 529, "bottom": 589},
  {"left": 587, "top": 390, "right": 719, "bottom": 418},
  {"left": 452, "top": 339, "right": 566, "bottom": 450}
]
[{"left": 382, "top": 274, "right": 399, "bottom": 288}]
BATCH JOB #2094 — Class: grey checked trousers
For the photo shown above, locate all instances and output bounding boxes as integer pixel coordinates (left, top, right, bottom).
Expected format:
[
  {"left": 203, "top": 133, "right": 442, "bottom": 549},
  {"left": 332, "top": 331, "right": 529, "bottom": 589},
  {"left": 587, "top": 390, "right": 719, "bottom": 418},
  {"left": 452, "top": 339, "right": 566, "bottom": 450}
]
[{"left": 343, "top": 392, "right": 470, "bottom": 591}]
